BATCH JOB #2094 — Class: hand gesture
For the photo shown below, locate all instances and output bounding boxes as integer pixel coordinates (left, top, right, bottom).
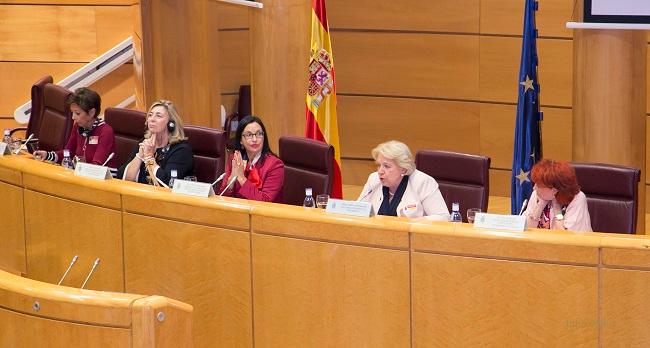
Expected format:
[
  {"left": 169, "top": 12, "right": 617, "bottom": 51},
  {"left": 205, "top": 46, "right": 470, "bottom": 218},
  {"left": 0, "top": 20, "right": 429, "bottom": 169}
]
[{"left": 231, "top": 151, "right": 248, "bottom": 180}]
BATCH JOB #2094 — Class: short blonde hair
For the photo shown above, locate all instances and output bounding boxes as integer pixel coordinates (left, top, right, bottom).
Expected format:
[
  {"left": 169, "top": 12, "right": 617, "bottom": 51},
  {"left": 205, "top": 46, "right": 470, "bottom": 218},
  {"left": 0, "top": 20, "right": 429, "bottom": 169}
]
[
  {"left": 144, "top": 100, "right": 187, "bottom": 145},
  {"left": 371, "top": 140, "right": 416, "bottom": 175}
]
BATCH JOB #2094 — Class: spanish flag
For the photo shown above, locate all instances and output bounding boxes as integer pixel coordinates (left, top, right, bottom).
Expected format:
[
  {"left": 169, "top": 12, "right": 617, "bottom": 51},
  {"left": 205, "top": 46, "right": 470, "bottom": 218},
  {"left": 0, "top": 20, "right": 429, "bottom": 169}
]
[{"left": 305, "top": 0, "right": 342, "bottom": 198}]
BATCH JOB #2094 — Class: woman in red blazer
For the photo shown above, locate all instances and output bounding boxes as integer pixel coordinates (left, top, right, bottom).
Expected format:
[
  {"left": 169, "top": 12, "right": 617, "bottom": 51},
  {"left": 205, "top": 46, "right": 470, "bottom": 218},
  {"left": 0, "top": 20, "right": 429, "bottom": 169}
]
[{"left": 219, "top": 115, "right": 284, "bottom": 203}]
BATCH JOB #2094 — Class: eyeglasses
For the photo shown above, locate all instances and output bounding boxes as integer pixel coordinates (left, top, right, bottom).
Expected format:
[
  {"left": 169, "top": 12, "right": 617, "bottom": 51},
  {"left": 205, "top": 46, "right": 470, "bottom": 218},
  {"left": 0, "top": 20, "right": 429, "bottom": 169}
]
[{"left": 242, "top": 131, "right": 264, "bottom": 140}]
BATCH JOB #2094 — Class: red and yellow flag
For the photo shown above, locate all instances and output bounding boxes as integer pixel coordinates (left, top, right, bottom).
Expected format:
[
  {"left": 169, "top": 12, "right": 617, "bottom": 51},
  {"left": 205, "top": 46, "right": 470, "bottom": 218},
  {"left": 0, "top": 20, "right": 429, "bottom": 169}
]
[{"left": 305, "top": 0, "right": 342, "bottom": 198}]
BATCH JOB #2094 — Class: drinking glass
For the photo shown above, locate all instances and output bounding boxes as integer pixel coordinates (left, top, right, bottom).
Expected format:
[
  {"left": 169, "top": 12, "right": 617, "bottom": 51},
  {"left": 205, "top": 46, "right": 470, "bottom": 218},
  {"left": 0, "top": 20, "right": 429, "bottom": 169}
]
[
  {"left": 184, "top": 176, "right": 197, "bottom": 182},
  {"left": 73, "top": 155, "right": 86, "bottom": 167},
  {"left": 316, "top": 194, "right": 329, "bottom": 209},
  {"left": 467, "top": 208, "right": 481, "bottom": 224},
  {"left": 11, "top": 139, "right": 22, "bottom": 154}
]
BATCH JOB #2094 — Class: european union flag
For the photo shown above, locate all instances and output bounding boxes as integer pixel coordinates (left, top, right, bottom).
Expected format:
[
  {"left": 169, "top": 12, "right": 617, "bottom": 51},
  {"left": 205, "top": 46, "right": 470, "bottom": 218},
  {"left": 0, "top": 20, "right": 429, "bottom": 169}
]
[{"left": 511, "top": 0, "right": 542, "bottom": 215}]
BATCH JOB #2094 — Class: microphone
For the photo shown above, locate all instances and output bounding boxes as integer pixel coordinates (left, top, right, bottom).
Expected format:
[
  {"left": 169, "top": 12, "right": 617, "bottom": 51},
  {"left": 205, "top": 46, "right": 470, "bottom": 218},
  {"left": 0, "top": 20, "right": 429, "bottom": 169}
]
[
  {"left": 211, "top": 172, "right": 226, "bottom": 186},
  {"left": 518, "top": 198, "right": 529, "bottom": 215},
  {"left": 357, "top": 184, "right": 381, "bottom": 202},
  {"left": 102, "top": 152, "right": 115, "bottom": 166},
  {"left": 80, "top": 258, "right": 101, "bottom": 289},
  {"left": 14, "top": 133, "right": 34, "bottom": 154},
  {"left": 219, "top": 175, "right": 238, "bottom": 196},
  {"left": 57, "top": 255, "right": 79, "bottom": 285}
]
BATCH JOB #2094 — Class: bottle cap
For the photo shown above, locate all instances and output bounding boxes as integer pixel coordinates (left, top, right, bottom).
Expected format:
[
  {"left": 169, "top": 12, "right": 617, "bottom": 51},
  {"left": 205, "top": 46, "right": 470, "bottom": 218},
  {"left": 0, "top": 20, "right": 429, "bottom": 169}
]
[
  {"left": 452, "top": 202, "right": 460, "bottom": 211},
  {"left": 3, "top": 129, "right": 9, "bottom": 135},
  {"left": 63, "top": 149, "right": 70, "bottom": 157},
  {"left": 305, "top": 187, "right": 313, "bottom": 195},
  {"left": 171, "top": 169, "right": 178, "bottom": 177}
]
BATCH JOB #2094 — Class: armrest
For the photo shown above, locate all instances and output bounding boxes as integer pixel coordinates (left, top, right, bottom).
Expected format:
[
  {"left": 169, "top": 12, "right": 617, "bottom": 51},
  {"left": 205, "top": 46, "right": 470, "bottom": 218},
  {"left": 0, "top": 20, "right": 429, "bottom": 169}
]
[{"left": 9, "top": 127, "right": 27, "bottom": 136}]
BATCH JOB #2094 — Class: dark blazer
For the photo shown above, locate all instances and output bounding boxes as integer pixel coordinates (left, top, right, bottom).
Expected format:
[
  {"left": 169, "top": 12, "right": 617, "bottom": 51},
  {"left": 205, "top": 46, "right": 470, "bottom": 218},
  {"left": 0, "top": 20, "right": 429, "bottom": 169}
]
[{"left": 117, "top": 140, "right": 194, "bottom": 186}]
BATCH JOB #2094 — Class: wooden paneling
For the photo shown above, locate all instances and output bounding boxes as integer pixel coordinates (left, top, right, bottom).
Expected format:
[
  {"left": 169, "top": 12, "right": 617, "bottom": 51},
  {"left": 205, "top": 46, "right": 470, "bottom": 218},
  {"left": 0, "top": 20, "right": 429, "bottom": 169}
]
[
  {"left": 489, "top": 168, "right": 511, "bottom": 197},
  {"left": 479, "top": 36, "right": 572, "bottom": 107},
  {"left": 252, "top": 233, "right": 410, "bottom": 347},
  {"left": 412, "top": 253, "right": 598, "bottom": 347},
  {"left": 480, "top": 0, "right": 573, "bottom": 38},
  {"left": 218, "top": 30, "right": 251, "bottom": 94},
  {"left": 328, "top": 0, "right": 479, "bottom": 33},
  {"left": 341, "top": 158, "right": 375, "bottom": 186},
  {"left": 601, "top": 268, "right": 650, "bottom": 346},
  {"left": 24, "top": 190, "right": 123, "bottom": 291},
  {"left": 480, "top": 103, "right": 571, "bottom": 170},
  {"left": 91, "top": 6, "right": 134, "bottom": 55},
  {"left": 0, "top": 309, "right": 130, "bottom": 347},
  {"left": 338, "top": 95, "right": 480, "bottom": 158},
  {"left": 334, "top": 32, "right": 479, "bottom": 100},
  {"left": 123, "top": 213, "right": 252, "bottom": 348},
  {"left": 0, "top": 62, "right": 79, "bottom": 117},
  {"left": 0, "top": 182, "right": 25, "bottom": 274},
  {"left": 216, "top": 2, "right": 249, "bottom": 29},
  {"left": 88, "top": 64, "right": 135, "bottom": 112}
]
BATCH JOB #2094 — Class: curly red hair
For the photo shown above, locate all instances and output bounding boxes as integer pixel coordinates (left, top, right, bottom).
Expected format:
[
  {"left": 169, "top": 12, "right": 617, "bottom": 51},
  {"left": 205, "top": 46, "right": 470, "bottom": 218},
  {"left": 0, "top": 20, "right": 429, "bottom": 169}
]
[{"left": 531, "top": 159, "right": 580, "bottom": 206}]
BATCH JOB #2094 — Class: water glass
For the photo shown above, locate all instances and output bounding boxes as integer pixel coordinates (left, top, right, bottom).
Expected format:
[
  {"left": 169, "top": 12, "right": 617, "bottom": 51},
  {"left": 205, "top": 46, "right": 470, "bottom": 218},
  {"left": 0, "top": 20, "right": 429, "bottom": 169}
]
[
  {"left": 73, "top": 155, "right": 86, "bottom": 167},
  {"left": 467, "top": 208, "right": 481, "bottom": 224},
  {"left": 29, "top": 141, "right": 41, "bottom": 160},
  {"left": 11, "top": 139, "right": 22, "bottom": 154},
  {"left": 316, "top": 194, "right": 329, "bottom": 209},
  {"left": 184, "top": 176, "right": 197, "bottom": 182}
]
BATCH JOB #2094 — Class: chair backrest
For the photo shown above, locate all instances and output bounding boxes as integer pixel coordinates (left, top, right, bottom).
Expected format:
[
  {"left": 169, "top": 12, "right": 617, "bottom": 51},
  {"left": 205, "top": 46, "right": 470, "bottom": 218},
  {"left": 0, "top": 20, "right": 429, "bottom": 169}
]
[
  {"left": 184, "top": 125, "right": 227, "bottom": 184},
  {"left": 103, "top": 107, "right": 147, "bottom": 169},
  {"left": 572, "top": 162, "right": 640, "bottom": 234},
  {"left": 32, "top": 79, "right": 73, "bottom": 152},
  {"left": 279, "top": 136, "right": 334, "bottom": 206},
  {"left": 26, "top": 75, "right": 53, "bottom": 137},
  {"left": 415, "top": 150, "right": 491, "bottom": 222}
]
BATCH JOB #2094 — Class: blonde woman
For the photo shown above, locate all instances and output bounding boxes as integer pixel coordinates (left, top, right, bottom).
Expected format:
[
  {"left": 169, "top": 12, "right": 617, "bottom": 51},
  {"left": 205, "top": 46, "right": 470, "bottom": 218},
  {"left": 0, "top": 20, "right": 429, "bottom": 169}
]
[
  {"left": 117, "top": 100, "right": 194, "bottom": 186},
  {"left": 358, "top": 140, "right": 449, "bottom": 221}
]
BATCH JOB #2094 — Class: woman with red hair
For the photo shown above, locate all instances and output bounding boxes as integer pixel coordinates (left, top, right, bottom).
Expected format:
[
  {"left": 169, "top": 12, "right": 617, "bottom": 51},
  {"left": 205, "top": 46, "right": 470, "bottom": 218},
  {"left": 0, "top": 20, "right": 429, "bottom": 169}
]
[{"left": 522, "top": 159, "right": 592, "bottom": 232}]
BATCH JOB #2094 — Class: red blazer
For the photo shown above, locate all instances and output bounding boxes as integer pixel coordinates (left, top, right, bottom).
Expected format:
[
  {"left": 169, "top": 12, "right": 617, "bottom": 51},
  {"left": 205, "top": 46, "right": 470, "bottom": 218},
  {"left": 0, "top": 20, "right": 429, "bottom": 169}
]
[
  {"left": 220, "top": 153, "right": 284, "bottom": 203},
  {"left": 55, "top": 122, "right": 116, "bottom": 168}
]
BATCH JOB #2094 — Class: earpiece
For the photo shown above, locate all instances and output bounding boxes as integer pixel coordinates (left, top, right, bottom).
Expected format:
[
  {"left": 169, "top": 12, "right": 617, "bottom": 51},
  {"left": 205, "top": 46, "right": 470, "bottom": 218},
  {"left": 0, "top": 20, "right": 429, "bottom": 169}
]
[{"left": 167, "top": 120, "right": 176, "bottom": 133}]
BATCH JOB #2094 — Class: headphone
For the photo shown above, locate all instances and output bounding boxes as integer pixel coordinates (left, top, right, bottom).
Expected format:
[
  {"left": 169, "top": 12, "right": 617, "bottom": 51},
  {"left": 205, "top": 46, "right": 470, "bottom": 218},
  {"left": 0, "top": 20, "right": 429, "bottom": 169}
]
[
  {"left": 167, "top": 120, "right": 176, "bottom": 133},
  {"left": 78, "top": 119, "right": 100, "bottom": 137}
]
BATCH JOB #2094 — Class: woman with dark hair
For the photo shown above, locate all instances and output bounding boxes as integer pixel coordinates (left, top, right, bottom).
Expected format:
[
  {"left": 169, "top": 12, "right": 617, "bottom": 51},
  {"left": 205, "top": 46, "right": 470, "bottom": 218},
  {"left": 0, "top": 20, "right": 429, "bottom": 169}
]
[
  {"left": 522, "top": 159, "right": 592, "bottom": 232},
  {"left": 34, "top": 87, "right": 116, "bottom": 171},
  {"left": 117, "top": 100, "right": 194, "bottom": 186},
  {"left": 219, "top": 115, "right": 284, "bottom": 202}
]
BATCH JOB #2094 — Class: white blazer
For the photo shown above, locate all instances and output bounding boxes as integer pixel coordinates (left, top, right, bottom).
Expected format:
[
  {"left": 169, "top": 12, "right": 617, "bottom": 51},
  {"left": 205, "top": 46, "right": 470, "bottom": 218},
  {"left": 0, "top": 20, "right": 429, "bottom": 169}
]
[{"left": 358, "top": 170, "right": 450, "bottom": 221}]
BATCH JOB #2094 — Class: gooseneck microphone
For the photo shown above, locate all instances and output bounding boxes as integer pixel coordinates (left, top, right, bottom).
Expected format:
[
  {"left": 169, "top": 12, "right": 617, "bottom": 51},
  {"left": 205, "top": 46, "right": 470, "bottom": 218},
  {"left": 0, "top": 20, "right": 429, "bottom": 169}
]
[
  {"left": 81, "top": 258, "right": 101, "bottom": 289},
  {"left": 14, "top": 133, "right": 34, "bottom": 154},
  {"left": 518, "top": 198, "right": 529, "bottom": 215},
  {"left": 57, "top": 255, "right": 79, "bottom": 285},
  {"left": 211, "top": 172, "right": 226, "bottom": 186},
  {"left": 102, "top": 152, "right": 115, "bottom": 166},
  {"left": 357, "top": 183, "right": 381, "bottom": 202},
  {"left": 219, "top": 175, "right": 238, "bottom": 196}
]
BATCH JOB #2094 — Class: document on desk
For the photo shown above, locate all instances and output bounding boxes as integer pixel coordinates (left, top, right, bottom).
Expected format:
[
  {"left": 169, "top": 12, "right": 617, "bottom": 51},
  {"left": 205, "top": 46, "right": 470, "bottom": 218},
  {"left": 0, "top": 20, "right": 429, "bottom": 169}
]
[{"left": 473, "top": 212, "right": 526, "bottom": 232}]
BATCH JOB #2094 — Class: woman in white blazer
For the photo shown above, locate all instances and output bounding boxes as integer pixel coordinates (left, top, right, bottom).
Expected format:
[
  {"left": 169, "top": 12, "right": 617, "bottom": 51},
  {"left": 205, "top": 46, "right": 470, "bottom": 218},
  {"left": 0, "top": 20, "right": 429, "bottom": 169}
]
[{"left": 358, "top": 140, "right": 450, "bottom": 221}]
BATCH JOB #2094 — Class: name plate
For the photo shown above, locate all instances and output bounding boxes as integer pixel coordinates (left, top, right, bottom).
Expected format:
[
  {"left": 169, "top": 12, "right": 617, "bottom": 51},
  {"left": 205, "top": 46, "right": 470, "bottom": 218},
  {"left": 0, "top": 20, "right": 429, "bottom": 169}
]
[
  {"left": 473, "top": 212, "right": 526, "bottom": 232},
  {"left": 74, "top": 162, "right": 112, "bottom": 180},
  {"left": 172, "top": 179, "right": 215, "bottom": 198},
  {"left": 0, "top": 142, "right": 10, "bottom": 156},
  {"left": 325, "top": 199, "right": 374, "bottom": 217}
]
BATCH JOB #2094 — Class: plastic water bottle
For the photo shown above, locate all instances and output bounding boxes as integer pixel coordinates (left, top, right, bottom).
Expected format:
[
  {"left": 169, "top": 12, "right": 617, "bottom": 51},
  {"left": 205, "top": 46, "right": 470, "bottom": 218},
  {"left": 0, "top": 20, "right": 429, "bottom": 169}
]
[
  {"left": 169, "top": 169, "right": 178, "bottom": 188},
  {"left": 303, "top": 187, "right": 315, "bottom": 208},
  {"left": 451, "top": 202, "right": 462, "bottom": 222},
  {"left": 2, "top": 129, "right": 12, "bottom": 148},
  {"left": 61, "top": 149, "right": 74, "bottom": 170}
]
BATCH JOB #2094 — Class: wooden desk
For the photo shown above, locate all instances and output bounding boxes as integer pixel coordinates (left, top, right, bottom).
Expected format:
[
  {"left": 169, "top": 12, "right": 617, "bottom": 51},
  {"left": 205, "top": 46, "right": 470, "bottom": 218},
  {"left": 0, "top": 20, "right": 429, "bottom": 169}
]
[
  {"left": 0, "top": 268, "right": 192, "bottom": 347},
  {"left": 2, "top": 155, "right": 650, "bottom": 346}
]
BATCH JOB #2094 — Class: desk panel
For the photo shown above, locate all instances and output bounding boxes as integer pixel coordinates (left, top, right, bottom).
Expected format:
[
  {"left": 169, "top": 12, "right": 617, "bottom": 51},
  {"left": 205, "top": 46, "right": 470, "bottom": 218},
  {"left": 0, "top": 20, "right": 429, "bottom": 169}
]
[
  {"left": 601, "top": 268, "right": 650, "bottom": 346},
  {"left": 123, "top": 213, "right": 252, "bottom": 348},
  {"left": 0, "top": 181, "right": 25, "bottom": 274},
  {"left": 0, "top": 309, "right": 131, "bottom": 347},
  {"left": 252, "top": 233, "right": 410, "bottom": 347},
  {"left": 24, "top": 190, "right": 123, "bottom": 291},
  {"left": 412, "top": 252, "right": 598, "bottom": 347}
]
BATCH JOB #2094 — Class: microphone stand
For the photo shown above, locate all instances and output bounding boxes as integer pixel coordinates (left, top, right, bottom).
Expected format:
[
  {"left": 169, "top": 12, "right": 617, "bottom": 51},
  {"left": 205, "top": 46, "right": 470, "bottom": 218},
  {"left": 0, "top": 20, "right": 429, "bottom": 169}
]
[
  {"left": 81, "top": 258, "right": 101, "bottom": 289},
  {"left": 57, "top": 255, "right": 79, "bottom": 285}
]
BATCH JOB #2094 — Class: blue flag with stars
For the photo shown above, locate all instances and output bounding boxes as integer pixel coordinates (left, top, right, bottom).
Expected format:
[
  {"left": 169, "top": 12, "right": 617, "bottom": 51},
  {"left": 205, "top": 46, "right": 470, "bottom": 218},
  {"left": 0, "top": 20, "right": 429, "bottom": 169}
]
[{"left": 511, "top": 0, "right": 542, "bottom": 215}]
